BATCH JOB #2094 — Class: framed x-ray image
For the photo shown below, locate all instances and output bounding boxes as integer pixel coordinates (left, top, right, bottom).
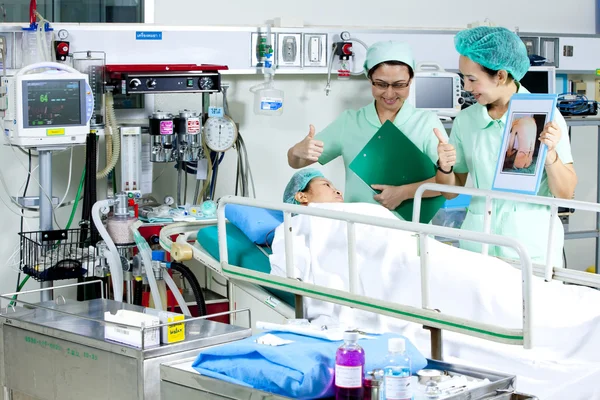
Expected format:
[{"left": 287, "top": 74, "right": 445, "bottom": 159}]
[{"left": 492, "top": 93, "right": 558, "bottom": 195}]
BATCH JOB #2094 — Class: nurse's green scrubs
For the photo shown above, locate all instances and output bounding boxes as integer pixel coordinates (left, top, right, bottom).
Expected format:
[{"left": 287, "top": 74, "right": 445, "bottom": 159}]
[
  {"left": 317, "top": 101, "right": 446, "bottom": 220},
  {"left": 450, "top": 84, "right": 573, "bottom": 267}
]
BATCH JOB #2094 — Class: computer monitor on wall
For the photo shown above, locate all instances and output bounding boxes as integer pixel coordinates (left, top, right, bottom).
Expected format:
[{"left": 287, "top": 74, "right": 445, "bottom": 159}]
[{"left": 519, "top": 66, "right": 556, "bottom": 94}]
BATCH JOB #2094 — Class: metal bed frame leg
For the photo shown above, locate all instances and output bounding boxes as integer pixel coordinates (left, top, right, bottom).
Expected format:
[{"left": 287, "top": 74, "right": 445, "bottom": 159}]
[
  {"left": 294, "top": 295, "right": 303, "bottom": 319},
  {"left": 424, "top": 326, "right": 443, "bottom": 361},
  {"left": 3, "top": 386, "right": 12, "bottom": 400}
]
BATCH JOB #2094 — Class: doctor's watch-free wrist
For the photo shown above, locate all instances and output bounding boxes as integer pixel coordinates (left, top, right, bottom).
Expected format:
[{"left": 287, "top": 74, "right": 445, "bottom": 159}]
[{"left": 436, "top": 160, "right": 453, "bottom": 174}]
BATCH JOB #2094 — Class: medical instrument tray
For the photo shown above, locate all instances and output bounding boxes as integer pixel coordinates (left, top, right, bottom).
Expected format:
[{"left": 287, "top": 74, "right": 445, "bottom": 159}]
[
  {"left": 159, "top": 356, "right": 538, "bottom": 399},
  {"left": 0, "top": 289, "right": 251, "bottom": 400}
]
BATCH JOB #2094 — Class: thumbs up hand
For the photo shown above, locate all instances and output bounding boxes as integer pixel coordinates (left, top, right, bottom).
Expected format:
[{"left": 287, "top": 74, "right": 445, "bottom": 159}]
[
  {"left": 435, "top": 128, "right": 455, "bottom": 172},
  {"left": 292, "top": 125, "right": 324, "bottom": 162}
]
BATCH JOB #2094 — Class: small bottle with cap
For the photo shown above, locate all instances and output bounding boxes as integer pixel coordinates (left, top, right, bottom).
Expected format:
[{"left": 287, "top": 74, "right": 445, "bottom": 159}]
[
  {"left": 381, "top": 337, "right": 412, "bottom": 400},
  {"left": 335, "top": 331, "right": 365, "bottom": 400}
]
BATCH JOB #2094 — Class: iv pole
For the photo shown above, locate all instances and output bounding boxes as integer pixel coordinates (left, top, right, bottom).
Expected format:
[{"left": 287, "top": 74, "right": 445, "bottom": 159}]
[{"left": 38, "top": 149, "right": 53, "bottom": 302}]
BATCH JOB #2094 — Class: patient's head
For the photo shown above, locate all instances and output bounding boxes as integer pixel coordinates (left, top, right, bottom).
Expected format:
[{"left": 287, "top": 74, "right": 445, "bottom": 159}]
[{"left": 283, "top": 168, "right": 344, "bottom": 205}]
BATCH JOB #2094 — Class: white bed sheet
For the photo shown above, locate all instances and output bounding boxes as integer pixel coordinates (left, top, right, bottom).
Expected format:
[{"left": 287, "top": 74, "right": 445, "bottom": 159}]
[{"left": 268, "top": 202, "right": 600, "bottom": 399}]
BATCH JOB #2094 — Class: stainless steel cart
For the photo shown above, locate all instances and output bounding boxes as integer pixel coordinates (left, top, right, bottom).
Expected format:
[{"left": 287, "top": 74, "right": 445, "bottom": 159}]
[
  {"left": 159, "top": 356, "right": 539, "bottom": 400},
  {"left": 0, "top": 282, "right": 251, "bottom": 400}
]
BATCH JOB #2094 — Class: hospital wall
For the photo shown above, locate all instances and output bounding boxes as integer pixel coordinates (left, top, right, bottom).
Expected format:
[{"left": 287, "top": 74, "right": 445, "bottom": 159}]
[
  {"left": 151, "top": 0, "right": 600, "bottom": 272},
  {"left": 0, "top": 0, "right": 597, "bottom": 303}
]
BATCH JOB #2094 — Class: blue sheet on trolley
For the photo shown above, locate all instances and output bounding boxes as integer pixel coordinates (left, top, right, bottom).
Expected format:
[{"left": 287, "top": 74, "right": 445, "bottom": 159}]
[{"left": 191, "top": 331, "right": 427, "bottom": 399}]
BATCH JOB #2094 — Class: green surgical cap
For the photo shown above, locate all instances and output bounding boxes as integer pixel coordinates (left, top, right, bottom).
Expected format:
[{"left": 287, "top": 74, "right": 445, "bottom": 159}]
[
  {"left": 283, "top": 168, "right": 325, "bottom": 205},
  {"left": 454, "top": 26, "right": 530, "bottom": 82},
  {"left": 363, "top": 40, "right": 415, "bottom": 77}
]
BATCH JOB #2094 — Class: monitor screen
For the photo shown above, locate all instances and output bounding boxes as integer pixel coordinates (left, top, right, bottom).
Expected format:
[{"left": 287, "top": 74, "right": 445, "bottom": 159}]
[
  {"left": 415, "top": 77, "right": 454, "bottom": 109},
  {"left": 25, "top": 80, "right": 82, "bottom": 128},
  {"left": 519, "top": 71, "right": 549, "bottom": 94}
]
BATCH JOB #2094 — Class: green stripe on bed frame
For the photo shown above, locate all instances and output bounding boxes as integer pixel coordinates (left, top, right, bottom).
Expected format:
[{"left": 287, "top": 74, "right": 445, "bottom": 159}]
[{"left": 223, "top": 267, "right": 524, "bottom": 342}]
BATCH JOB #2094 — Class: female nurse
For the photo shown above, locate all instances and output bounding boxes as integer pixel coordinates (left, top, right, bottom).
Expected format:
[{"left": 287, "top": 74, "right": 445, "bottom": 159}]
[
  {"left": 435, "top": 26, "right": 578, "bottom": 267},
  {"left": 287, "top": 40, "right": 447, "bottom": 217}
]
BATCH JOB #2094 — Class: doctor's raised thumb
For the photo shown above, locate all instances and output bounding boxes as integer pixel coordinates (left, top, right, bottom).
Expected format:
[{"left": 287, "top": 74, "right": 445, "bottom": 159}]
[
  {"left": 434, "top": 128, "right": 447, "bottom": 144},
  {"left": 307, "top": 124, "right": 316, "bottom": 138}
]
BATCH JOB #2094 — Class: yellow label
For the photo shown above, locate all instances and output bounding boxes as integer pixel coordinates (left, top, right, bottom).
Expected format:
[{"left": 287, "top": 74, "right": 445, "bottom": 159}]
[
  {"left": 46, "top": 128, "right": 65, "bottom": 136},
  {"left": 596, "top": 69, "right": 600, "bottom": 76},
  {"left": 167, "top": 315, "right": 185, "bottom": 343}
]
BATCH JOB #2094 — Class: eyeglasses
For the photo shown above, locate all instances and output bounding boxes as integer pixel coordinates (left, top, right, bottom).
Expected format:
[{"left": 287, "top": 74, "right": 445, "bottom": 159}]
[{"left": 371, "top": 80, "right": 411, "bottom": 90}]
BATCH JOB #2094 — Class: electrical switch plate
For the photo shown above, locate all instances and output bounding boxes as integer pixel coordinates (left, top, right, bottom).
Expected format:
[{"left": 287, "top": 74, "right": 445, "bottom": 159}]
[
  {"left": 540, "top": 37, "right": 560, "bottom": 67},
  {"left": 250, "top": 32, "right": 276, "bottom": 68},
  {"left": 277, "top": 33, "right": 301, "bottom": 67},
  {"left": 302, "top": 33, "right": 327, "bottom": 67}
]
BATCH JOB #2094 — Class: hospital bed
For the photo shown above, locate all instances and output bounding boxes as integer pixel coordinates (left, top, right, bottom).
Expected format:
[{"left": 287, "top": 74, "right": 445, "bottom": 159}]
[
  {"left": 160, "top": 220, "right": 298, "bottom": 331},
  {"left": 159, "top": 183, "right": 600, "bottom": 399}
]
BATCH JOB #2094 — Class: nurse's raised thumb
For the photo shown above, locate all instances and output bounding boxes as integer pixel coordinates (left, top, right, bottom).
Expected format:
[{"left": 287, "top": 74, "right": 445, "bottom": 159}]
[{"left": 434, "top": 128, "right": 447, "bottom": 144}]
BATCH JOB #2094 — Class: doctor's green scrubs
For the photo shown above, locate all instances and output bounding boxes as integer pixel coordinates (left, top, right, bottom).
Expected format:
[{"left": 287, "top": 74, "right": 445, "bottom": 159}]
[
  {"left": 450, "top": 84, "right": 573, "bottom": 267},
  {"left": 317, "top": 101, "right": 446, "bottom": 220}
]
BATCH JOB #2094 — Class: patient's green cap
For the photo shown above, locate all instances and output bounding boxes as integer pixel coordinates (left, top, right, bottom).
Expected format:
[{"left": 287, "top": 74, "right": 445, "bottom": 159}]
[{"left": 283, "top": 168, "right": 325, "bottom": 205}]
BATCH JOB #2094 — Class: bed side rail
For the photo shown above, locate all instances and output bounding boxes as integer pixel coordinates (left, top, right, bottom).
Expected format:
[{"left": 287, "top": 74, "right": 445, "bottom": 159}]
[
  {"left": 413, "top": 183, "right": 600, "bottom": 285},
  {"left": 216, "top": 195, "right": 535, "bottom": 350}
]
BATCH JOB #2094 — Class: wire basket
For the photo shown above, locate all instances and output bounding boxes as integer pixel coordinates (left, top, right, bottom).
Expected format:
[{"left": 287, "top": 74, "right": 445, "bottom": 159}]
[{"left": 19, "top": 229, "right": 97, "bottom": 282}]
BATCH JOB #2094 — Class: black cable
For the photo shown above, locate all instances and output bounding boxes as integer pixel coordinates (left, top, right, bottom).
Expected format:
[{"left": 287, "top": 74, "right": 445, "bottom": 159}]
[
  {"left": 133, "top": 279, "right": 143, "bottom": 306},
  {"left": 16, "top": 150, "right": 32, "bottom": 291},
  {"left": 170, "top": 262, "right": 207, "bottom": 316},
  {"left": 563, "top": 248, "right": 568, "bottom": 269}
]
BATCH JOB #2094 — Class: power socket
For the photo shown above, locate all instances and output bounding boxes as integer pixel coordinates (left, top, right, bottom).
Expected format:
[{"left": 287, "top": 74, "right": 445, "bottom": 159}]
[{"left": 277, "top": 33, "right": 301, "bottom": 67}]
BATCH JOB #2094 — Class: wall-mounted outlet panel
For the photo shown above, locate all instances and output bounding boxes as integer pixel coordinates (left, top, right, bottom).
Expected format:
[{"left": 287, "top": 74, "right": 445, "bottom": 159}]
[
  {"left": 520, "top": 36, "right": 539, "bottom": 56},
  {"left": 277, "top": 33, "right": 301, "bottom": 67},
  {"left": 540, "top": 37, "right": 559, "bottom": 67},
  {"left": 250, "top": 32, "right": 276, "bottom": 67},
  {"left": 302, "top": 33, "right": 327, "bottom": 67}
]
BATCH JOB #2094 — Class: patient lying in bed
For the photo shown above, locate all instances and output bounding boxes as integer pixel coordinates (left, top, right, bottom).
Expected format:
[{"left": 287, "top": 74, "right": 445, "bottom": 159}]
[{"left": 271, "top": 169, "right": 600, "bottom": 366}]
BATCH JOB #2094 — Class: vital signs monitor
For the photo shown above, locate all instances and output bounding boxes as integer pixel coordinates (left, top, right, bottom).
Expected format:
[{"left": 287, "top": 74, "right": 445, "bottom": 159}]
[
  {"left": 407, "top": 63, "right": 464, "bottom": 118},
  {"left": 2, "top": 62, "right": 94, "bottom": 148}
]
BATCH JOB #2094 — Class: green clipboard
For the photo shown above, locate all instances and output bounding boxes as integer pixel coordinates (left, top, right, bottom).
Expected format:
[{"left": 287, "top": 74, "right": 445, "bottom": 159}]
[{"left": 349, "top": 120, "right": 446, "bottom": 223}]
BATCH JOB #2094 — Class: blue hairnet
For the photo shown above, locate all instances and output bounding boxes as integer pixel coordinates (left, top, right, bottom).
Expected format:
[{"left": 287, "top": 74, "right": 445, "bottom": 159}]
[
  {"left": 283, "top": 168, "right": 325, "bottom": 204},
  {"left": 363, "top": 41, "right": 415, "bottom": 77},
  {"left": 454, "top": 26, "right": 530, "bottom": 81}
]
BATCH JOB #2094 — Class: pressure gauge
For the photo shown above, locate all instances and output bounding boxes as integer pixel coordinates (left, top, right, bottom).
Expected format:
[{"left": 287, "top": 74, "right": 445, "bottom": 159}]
[
  {"left": 164, "top": 196, "right": 175, "bottom": 206},
  {"left": 58, "top": 29, "right": 69, "bottom": 40},
  {"left": 340, "top": 31, "right": 351, "bottom": 41},
  {"left": 203, "top": 116, "right": 238, "bottom": 152},
  {"left": 199, "top": 76, "right": 214, "bottom": 90}
]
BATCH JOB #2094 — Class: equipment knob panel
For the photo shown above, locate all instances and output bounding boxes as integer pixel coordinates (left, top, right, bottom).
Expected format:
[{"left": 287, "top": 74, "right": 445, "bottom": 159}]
[{"left": 129, "top": 78, "right": 141, "bottom": 89}]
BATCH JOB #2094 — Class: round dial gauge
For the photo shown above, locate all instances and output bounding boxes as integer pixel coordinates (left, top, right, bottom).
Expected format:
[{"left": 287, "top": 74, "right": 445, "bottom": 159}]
[
  {"left": 58, "top": 29, "right": 69, "bottom": 40},
  {"left": 203, "top": 116, "right": 238, "bottom": 152},
  {"left": 199, "top": 76, "right": 214, "bottom": 90}
]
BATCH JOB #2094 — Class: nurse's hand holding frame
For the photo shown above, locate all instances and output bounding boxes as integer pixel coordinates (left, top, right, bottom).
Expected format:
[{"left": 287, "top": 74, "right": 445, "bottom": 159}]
[{"left": 540, "top": 121, "right": 560, "bottom": 165}]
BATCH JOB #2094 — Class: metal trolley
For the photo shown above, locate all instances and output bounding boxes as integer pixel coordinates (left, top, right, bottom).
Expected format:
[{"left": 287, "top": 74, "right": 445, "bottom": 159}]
[
  {"left": 159, "top": 357, "right": 538, "bottom": 400},
  {"left": 0, "top": 281, "right": 251, "bottom": 400}
]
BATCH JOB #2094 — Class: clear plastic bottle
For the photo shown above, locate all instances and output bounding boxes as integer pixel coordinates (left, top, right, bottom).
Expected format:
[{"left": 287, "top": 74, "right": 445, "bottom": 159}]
[
  {"left": 253, "top": 80, "right": 284, "bottom": 116},
  {"left": 335, "top": 331, "right": 365, "bottom": 400},
  {"left": 381, "top": 338, "right": 412, "bottom": 400}
]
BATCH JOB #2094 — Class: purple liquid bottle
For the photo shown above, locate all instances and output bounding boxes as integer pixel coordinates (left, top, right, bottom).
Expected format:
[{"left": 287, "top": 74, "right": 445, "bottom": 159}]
[{"left": 335, "top": 331, "right": 365, "bottom": 400}]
